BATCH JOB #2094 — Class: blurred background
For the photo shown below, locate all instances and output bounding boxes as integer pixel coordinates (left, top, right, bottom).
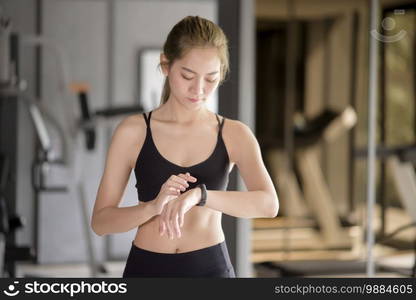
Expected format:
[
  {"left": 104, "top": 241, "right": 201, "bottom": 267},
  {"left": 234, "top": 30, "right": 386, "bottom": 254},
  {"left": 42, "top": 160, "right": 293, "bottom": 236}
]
[{"left": 0, "top": 0, "right": 415, "bottom": 278}]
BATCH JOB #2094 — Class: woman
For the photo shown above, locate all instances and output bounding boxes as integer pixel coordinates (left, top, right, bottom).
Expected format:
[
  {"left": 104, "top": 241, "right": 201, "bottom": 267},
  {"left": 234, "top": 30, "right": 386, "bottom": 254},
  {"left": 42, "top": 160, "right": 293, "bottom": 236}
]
[{"left": 91, "top": 16, "right": 278, "bottom": 278}]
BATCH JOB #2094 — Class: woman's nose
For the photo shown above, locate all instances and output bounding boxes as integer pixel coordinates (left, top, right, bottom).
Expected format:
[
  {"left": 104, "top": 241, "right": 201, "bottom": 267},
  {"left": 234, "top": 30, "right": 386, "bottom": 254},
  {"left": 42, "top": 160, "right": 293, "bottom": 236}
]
[{"left": 191, "top": 78, "right": 205, "bottom": 95}]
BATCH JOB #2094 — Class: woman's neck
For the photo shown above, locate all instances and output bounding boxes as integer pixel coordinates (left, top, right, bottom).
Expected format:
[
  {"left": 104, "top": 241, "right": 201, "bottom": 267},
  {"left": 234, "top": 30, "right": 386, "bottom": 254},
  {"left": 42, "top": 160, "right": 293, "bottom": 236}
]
[{"left": 155, "top": 99, "right": 210, "bottom": 125}]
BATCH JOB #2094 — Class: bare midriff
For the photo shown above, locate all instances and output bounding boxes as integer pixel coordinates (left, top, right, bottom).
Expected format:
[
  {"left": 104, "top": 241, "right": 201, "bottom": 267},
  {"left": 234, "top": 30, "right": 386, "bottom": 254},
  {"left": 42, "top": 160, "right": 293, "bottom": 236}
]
[{"left": 133, "top": 206, "right": 225, "bottom": 253}]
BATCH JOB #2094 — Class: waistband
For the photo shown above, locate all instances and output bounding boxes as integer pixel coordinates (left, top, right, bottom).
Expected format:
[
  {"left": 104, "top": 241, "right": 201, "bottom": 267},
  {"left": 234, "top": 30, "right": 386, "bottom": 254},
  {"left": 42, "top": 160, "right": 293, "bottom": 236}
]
[
  {"left": 125, "top": 240, "right": 234, "bottom": 277},
  {"left": 131, "top": 240, "right": 226, "bottom": 257}
]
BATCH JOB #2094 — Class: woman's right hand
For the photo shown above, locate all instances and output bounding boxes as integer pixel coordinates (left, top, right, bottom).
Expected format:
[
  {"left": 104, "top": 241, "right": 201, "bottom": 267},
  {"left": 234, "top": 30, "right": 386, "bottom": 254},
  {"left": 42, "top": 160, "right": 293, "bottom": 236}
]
[{"left": 152, "top": 172, "right": 197, "bottom": 216}]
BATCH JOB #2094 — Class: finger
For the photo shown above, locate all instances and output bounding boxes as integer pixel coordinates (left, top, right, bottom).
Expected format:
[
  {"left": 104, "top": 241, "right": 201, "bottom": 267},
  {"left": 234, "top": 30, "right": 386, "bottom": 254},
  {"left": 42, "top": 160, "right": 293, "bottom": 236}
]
[
  {"left": 161, "top": 181, "right": 180, "bottom": 194},
  {"left": 178, "top": 208, "right": 185, "bottom": 228},
  {"left": 170, "top": 204, "right": 181, "bottom": 238},
  {"left": 160, "top": 220, "right": 166, "bottom": 236},
  {"left": 169, "top": 207, "right": 177, "bottom": 240},
  {"left": 182, "top": 172, "right": 197, "bottom": 183},
  {"left": 161, "top": 205, "right": 168, "bottom": 235},
  {"left": 159, "top": 210, "right": 167, "bottom": 236},
  {"left": 181, "top": 172, "right": 197, "bottom": 182},
  {"left": 165, "top": 204, "right": 174, "bottom": 239},
  {"left": 170, "top": 175, "right": 190, "bottom": 188},
  {"left": 160, "top": 187, "right": 181, "bottom": 200},
  {"left": 173, "top": 211, "right": 181, "bottom": 238},
  {"left": 160, "top": 188, "right": 179, "bottom": 206},
  {"left": 167, "top": 181, "right": 187, "bottom": 192},
  {"left": 159, "top": 217, "right": 163, "bottom": 235},
  {"left": 166, "top": 186, "right": 181, "bottom": 196}
]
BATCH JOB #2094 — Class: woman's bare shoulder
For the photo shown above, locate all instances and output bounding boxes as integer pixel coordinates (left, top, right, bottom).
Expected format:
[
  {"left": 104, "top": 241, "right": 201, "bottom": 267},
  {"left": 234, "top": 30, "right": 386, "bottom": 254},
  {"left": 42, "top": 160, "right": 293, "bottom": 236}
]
[
  {"left": 219, "top": 116, "right": 251, "bottom": 163},
  {"left": 114, "top": 113, "right": 146, "bottom": 141},
  {"left": 221, "top": 117, "right": 251, "bottom": 139},
  {"left": 110, "top": 113, "right": 147, "bottom": 168}
]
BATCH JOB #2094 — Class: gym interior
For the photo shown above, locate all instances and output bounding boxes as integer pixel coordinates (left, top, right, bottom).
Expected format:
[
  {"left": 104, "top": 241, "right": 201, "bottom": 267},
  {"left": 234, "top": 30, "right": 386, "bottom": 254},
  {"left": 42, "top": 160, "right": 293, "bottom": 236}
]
[{"left": 0, "top": 0, "right": 415, "bottom": 278}]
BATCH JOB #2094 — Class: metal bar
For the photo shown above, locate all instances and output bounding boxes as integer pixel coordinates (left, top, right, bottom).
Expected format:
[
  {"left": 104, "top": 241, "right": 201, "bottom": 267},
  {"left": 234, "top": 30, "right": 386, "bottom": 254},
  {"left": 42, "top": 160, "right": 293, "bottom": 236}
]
[
  {"left": 413, "top": 11, "right": 416, "bottom": 144},
  {"left": 379, "top": 8, "right": 387, "bottom": 238},
  {"left": 284, "top": 0, "right": 297, "bottom": 170},
  {"left": 34, "top": 0, "right": 42, "bottom": 264},
  {"left": 366, "top": 0, "right": 381, "bottom": 278},
  {"left": 218, "top": 0, "right": 244, "bottom": 277},
  {"left": 349, "top": 11, "right": 359, "bottom": 213}
]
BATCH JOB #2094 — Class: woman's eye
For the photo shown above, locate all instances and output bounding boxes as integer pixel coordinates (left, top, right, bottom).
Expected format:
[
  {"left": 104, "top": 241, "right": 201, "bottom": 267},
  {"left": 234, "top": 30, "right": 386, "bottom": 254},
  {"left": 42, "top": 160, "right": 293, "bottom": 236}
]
[{"left": 181, "top": 74, "right": 217, "bottom": 83}]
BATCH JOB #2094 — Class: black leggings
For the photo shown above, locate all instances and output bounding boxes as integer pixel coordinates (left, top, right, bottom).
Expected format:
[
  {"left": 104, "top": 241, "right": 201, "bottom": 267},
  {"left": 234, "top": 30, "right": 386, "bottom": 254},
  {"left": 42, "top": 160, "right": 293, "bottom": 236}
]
[{"left": 122, "top": 240, "right": 236, "bottom": 278}]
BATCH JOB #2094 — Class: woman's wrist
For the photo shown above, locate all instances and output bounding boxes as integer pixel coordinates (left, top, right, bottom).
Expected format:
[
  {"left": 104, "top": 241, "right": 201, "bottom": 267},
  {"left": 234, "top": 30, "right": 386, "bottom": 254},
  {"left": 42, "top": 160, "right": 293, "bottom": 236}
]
[
  {"left": 191, "top": 187, "right": 202, "bottom": 206},
  {"left": 193, "top": 184, "right": 207, "bottom": 206},
  {"left": 147, "top": 199, "right": 160, "bottom": 216}
]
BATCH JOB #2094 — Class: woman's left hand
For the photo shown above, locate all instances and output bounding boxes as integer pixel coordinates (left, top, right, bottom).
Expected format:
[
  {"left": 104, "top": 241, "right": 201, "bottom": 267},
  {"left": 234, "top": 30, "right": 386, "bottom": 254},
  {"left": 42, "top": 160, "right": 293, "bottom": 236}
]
[{"left": 159, "top": 187, "right": 201, "bottom": 239}]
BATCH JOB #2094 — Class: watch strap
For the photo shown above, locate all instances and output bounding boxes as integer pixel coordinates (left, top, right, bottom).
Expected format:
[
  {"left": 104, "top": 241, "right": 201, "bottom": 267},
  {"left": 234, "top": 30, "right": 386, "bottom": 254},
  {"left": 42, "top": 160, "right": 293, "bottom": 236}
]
[{"left": 196, "top": 183, "right": 207, "bottom": 206}]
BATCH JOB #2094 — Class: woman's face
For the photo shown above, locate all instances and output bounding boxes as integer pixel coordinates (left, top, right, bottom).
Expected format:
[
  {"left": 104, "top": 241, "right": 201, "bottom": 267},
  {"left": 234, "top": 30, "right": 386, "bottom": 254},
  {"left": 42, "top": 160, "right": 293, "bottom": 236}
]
[{"left": 162, "top": 47, "right": 221, "bottom": 109}]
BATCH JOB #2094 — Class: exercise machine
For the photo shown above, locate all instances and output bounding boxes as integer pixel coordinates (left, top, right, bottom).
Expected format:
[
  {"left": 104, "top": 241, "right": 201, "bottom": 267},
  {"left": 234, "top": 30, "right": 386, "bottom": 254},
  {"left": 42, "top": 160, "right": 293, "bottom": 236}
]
[
  {"left": 0, "top": 11, "right": 142, "bottom": 277},
  {"left": 355, "top": 144, "right": 416, "bottom": 277},
  {"left": 253, "top": 106, "right": 362, "bottom": 276}
]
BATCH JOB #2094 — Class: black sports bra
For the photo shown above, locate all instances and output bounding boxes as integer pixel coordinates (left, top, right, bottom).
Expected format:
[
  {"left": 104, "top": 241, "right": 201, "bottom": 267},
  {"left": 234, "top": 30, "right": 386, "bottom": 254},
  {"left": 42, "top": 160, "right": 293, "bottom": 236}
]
[{"left": 134, "top": 111, "right": 230, "bottom": 202}]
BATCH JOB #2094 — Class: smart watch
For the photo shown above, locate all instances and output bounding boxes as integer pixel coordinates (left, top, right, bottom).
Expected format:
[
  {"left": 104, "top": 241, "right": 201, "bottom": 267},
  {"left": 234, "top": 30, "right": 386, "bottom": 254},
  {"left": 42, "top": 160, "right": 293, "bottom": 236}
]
[{"left": 196, "top": 183, "right": 207, "bottom": 206}]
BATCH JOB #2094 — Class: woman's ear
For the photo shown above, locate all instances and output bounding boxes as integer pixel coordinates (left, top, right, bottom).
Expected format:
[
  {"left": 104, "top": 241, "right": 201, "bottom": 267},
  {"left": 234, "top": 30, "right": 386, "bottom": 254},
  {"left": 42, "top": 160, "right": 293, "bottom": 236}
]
[{"left": 160, "top": 53, "right": 169, "bottom": 76}]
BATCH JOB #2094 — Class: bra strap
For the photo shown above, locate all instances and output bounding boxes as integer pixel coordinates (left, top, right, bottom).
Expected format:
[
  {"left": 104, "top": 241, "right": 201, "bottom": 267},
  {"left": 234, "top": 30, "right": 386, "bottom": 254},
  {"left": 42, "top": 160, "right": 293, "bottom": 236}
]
[
  {"left": 215, "top": 114, "right": 225, "bottom": 134},
  {"left": 142, "top": 111, "right": 152, "bottom": 128}
]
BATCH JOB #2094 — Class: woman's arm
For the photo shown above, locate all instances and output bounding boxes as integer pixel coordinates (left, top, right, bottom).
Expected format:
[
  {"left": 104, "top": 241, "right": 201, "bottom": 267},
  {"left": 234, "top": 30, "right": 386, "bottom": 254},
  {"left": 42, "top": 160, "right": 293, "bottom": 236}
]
[
  {"left": 92, "top": 203, "right": 157, "bottom": 236},
  {"left": 160, "top": 119, "right": 279, "bottom": 238},
  {"left": 91, "top": 115, "right": 158, "bottom": 236},
  {"left": 197, "top": 119, "right": 279, "bottom": 218},
  {"left": 200, "top": 190, "right": 276, "bottom": 218}
]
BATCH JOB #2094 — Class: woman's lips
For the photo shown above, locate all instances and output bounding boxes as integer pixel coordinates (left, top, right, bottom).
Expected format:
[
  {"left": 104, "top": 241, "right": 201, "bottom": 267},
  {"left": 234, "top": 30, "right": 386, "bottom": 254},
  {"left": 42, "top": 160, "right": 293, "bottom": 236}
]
[{"left": 188, "top": 98, "right": 201, "bottom": 103}]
